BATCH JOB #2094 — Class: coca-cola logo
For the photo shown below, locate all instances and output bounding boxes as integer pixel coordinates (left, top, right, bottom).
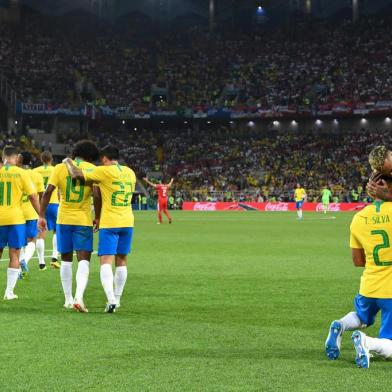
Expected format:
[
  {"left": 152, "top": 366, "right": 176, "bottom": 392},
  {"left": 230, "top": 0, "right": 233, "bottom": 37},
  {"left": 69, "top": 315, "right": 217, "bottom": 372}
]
[
  {"left": 193, "top": 202, "right": 217, "bottom": 211},
  {"left": 265, "top": 202, "right": 289, "bottom": 212},
  {"left": 315, "top": 203, "right": 341, "bottom": 212}
]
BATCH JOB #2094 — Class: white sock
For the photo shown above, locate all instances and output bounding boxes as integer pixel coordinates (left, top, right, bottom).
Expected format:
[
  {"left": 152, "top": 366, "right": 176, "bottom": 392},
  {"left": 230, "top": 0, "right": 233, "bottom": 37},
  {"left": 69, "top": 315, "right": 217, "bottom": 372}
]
[
  {"left": 52, "top": 234, "right": 58, "bottom": 259},
  {"left": 114, "top": 266, "right": 128, "bottom": 303},
  {"left": 6, "top": 268, "right": 20, "bottom": 295},
  {"left": 36, "top": 239, "right": 45, "bottom": 265},
  {"left": 340, "top": 311, "right": 364, "bottom": 331},
  {"left": 75, "top": 260, "right": 89, "bottom": 301},
  {"left": 60, "top": 261, "right": 73, "bottom": 304},
  {"left": 25, "top": 241, "right": 36, "bottom": 264},
  {"left": 19, "top": 247, "right": 25, "bottom": 262},
  {"left": 298, "top": 210, "right": 303, "bottom": 218},
  {"left": 100, "top": 264, "right": 116, "bottom": 304},
  {"left": 366, "top": 335, "right": 392, "bottom": 358}
]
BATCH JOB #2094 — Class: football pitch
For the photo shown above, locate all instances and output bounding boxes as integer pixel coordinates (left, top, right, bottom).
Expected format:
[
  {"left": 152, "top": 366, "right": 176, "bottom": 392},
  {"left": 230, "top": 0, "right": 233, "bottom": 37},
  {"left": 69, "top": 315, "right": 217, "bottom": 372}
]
[{"left": 0, "top": 211, "right": 389, "bottom": 391}]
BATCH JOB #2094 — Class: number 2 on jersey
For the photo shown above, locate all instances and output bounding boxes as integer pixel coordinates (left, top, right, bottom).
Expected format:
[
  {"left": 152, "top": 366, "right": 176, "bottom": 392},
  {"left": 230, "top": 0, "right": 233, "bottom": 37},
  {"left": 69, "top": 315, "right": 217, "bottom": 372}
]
[
  {"left": 371, "top": 229, "right": 392, "bottom": 266},
  {"left": 112, "top": 182, "right": 133, "bottom": 206}
]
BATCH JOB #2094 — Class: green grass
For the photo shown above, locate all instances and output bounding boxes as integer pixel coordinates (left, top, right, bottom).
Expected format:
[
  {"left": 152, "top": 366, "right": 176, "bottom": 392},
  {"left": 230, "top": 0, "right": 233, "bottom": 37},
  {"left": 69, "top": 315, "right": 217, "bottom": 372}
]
[{"left": 0, "top": 211, "right": 389, "bottom": 391}]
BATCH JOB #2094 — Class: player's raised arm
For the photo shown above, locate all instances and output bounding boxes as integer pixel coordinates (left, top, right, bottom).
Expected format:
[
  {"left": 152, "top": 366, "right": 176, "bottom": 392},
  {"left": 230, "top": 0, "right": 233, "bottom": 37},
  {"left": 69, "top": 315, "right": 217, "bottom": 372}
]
[
  {"left": 63, "top": 158, "right": 85, "bottom": 180},
  {"left": 167, "top": 178, "right": 174, "bottom": 188},
  {"left": 143, "top": 177, "right": 157, "bottom": 188}
]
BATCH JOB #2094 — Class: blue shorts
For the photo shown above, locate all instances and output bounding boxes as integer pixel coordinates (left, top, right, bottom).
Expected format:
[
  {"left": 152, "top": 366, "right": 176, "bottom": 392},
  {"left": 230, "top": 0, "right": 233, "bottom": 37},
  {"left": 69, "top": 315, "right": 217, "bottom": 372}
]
[
  {"left": 0, "top": 224, "right": 26, "bottom": 249},
  {"left": 26, "top": 219, "right": 38, "bottom": 239},
  {"left": 46, "top": 204, "right": 59, "bottom": 231},
  {"left": 295, "top": 200, "right": 304, "bottom": 209},
  {"left": 354, "top": 294, "right": 392, "bottom": 339},
  {"left": 98, "top": 227, "right": 133, "bottom": 256},
  {"left": 56, "top": 224, "right": 93, "bottom": 254}
]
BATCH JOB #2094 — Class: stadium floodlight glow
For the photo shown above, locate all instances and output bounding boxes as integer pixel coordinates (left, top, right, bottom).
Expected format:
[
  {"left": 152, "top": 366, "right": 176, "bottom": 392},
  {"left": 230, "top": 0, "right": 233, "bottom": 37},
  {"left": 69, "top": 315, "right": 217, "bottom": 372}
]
[
  {"left": 248, "top": 121, "right": 255, "bottom": 127},
  {"left": 184, "top": 121, "right": 188, "bottom": 124},
  {"left": 134, "top": 127, "right": 137, "bottom": 131},
  {"left": 273, "top": 120, "right": 280, "bottom": 126},
  {"left": 160, "top": 121, "right": 164, "bottom": 124},
  {"left": 207, "top": 121, "right": 211, "bottom": 124},
  {"left": 386, "top": 117, "right": 392, "bottom": 123},
  {"left": 361, "top": 118, "right": 367, "bottom": 123},
  {"left": 229, "top": 121, "right": 234, "bottom": 124},
  {"left": 122, "top": 120, "right": 125, "bottom": 125},
  {"left": 14, "top": 120, "right": 18, "bottom": 125},
  {"left": 291, "top": 120, "right": 297, "bottom": 126},
  {"left": 315, "top": 119, "right": 322, "bottom": 125},
  {"left": 333, "top": 119, "right": 339, "bottom": 123}
]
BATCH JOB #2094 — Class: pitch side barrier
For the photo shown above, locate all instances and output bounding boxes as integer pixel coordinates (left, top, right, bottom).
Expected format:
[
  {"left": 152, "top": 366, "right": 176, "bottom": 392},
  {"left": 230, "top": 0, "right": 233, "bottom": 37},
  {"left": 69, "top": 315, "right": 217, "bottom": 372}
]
[{"left": 182, "top": 202, "right": 368, "bottom": 212}]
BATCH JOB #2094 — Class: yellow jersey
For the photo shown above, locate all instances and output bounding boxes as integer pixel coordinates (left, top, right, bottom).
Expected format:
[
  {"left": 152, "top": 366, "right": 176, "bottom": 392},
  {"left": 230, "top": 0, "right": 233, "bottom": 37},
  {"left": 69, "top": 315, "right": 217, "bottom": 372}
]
[
  {"left": 21, "top": 169, "right": 45, "bottom": 221},
  {"left": 294, "top": 188, "right": 306, "bottom": 202},
  {"left": 350, "top": 201, "right": 392, "bottom": 298},
  {"left": 83, "top": 164, "right": 136, "bottom": 229},
  {"left": 48, "top": 160, "right": 96, "bottom": 226},
  {"left": 33, "top": 164, "right": 59, "bottom": 204},
  {"left": 0, "top": 165, "right": 36, "bottom": 225}
]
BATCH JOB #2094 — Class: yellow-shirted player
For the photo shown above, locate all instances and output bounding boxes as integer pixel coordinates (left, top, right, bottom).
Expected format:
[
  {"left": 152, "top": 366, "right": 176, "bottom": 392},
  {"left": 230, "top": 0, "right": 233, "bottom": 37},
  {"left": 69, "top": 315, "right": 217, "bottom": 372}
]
[
  {"left": 325, "top": 199, "right": 392, "bottom": 368},
  {"left": 33, "top": 151, "right": 60, "bottom": 269},
  {"left": 0, "top": 146, "right": 40, "bottom": 300},
  {"left": 63, "top": 144, "right": 136, "bottom": 313},
  {"left": 39, "top": 140, "right": 100, "bottom": 312},
  {"left": 19, "top": 152, "right": 45, "bottom": 276},
  {"left": 294, "top": 183, "right": 306, "bottom": 220}
]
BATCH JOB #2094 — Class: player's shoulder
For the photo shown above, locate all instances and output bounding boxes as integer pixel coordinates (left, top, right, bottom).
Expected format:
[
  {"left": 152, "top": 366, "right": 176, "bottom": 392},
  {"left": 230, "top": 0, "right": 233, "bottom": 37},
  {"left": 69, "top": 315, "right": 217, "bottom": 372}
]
[
  {"left": 32, "top": 165, "right": 42, "bottom": 172},
  {"left": 351, "top": 204, "right": 376, "bottom": 225},
  {"left": 80, "top": 161, "right": 96, "bottom": 171}
]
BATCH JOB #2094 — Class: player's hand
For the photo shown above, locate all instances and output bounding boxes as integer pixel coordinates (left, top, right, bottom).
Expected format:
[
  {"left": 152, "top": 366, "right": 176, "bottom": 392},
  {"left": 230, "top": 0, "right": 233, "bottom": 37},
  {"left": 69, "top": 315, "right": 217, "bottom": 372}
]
[
  {"left": 62, "top": 157, "right": 71, "bottom": 164},
  {"left": 38, "top": 217, "right": 48, "bottom": 232},
  {"left": 367, "top": 178, "right": 390, "bottom": 200},
  {"left": 93, "top": 218, "right": 100, "bottom": 233}
]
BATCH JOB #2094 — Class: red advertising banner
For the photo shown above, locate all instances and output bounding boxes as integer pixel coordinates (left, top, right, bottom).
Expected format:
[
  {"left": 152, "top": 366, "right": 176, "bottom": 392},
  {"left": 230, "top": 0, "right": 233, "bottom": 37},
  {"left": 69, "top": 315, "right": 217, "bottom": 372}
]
[{"left": 182, "top": 202, "right": 368, "bottom": 212}]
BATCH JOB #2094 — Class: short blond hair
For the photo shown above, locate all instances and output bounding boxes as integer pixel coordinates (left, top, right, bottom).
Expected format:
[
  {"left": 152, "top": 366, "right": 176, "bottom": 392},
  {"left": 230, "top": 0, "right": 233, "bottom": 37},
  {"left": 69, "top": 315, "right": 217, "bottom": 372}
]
[{"left": 369, "top": 145, "right": 388, "bottom": 172}]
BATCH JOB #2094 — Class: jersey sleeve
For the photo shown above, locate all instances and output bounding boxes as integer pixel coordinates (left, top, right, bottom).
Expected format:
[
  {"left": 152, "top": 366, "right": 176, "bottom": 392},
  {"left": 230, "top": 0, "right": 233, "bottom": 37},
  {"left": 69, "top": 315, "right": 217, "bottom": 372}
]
[
  {"left": 20, "top": 171, "right": 35, "bottom": 196},
  {"left": 350, "top": 217, "right": 363, "bottom": 249},
  {"left": 83, "top": 166, "right": 103, "bottom": 183}
]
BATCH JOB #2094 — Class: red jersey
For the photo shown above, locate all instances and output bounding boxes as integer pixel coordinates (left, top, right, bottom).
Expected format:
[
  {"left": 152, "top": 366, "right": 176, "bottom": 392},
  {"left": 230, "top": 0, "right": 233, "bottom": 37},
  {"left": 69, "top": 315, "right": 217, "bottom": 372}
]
[{"left": 156, "top": 184, "right": 169, "bottom": 200}]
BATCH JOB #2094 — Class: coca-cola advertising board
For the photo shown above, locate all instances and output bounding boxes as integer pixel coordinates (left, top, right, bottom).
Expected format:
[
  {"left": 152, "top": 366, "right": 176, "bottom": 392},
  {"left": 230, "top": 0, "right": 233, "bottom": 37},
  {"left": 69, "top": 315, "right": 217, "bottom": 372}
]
[{"left": 183, "top": 202, "right": 368, "bottom": 212}]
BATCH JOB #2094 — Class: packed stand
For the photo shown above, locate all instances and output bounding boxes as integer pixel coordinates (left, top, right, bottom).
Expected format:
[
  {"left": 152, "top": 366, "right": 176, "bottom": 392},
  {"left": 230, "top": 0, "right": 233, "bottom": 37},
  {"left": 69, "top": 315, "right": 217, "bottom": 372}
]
[{"left": 2, "top": 13, "right": 392, "bottom": 110}]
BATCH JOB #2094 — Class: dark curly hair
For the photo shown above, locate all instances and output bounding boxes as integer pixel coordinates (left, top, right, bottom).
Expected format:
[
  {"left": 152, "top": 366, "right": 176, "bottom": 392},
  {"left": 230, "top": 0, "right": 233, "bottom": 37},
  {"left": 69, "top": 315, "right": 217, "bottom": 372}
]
[
  {"left": 71, "top": 140, "right": 99, "bottom": 163},
  {"left": 100, "top": 145, "right": 120, "bottom": 160}
]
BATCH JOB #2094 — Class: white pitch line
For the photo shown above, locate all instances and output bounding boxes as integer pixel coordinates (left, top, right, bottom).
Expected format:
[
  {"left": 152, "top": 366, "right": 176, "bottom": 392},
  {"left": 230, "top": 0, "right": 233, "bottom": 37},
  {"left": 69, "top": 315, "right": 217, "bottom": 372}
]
[{"left": 302, "top": 216, "right": 337, "bottom": 221}]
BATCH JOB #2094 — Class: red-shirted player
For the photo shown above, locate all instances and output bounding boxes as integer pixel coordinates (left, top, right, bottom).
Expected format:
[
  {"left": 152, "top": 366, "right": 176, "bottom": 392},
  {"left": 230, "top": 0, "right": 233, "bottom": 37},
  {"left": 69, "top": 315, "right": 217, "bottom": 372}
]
[{"left": 143, "top": 177, "right": 174, "bottom": 224}]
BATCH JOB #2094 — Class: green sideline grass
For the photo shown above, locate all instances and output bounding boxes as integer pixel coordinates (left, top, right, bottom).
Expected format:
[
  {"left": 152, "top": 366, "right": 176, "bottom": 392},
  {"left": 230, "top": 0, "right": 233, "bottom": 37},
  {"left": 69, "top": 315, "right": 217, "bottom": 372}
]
[{"left": 0, "top": 211, "right": 389, "bottom": 391}]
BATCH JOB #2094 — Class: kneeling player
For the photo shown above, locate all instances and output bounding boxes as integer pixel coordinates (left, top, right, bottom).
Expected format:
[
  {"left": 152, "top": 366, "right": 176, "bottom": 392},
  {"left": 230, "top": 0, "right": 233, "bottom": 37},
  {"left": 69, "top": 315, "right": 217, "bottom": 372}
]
[
  {"left": 39, "top": 141, "right": 100, "bottom": 312},
  {"left": 325, "top": 198, "right": 392, "bottom": 368},
  {"left": 64, "top": 145, "right": 136, "bottom": 313}
]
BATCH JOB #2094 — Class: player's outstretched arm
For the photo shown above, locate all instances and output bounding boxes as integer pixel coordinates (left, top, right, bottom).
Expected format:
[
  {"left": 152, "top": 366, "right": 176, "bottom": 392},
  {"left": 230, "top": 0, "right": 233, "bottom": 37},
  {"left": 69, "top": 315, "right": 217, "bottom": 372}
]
[
  {"left": 143, "top": 177, "right": 157, "bottom": 188},
  {"left": 63, "top": 158, "right": 85, "bottom": 180},
  {"left": 352, "top": 248, "right": 366, "bottom": 267},
  {"left": 167, "top": 178, "right": 174, "bottom": 188}
]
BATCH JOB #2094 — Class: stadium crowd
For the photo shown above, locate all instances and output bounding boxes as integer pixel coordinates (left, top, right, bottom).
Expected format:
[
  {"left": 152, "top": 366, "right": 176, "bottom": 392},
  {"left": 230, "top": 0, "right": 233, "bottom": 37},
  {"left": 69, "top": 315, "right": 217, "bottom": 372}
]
[
  {"left": 82, "top": 126, "right": 383, "bottom": 203},
  {"left": 1, "top": 13, "right": 392, "bottom": 110}
]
